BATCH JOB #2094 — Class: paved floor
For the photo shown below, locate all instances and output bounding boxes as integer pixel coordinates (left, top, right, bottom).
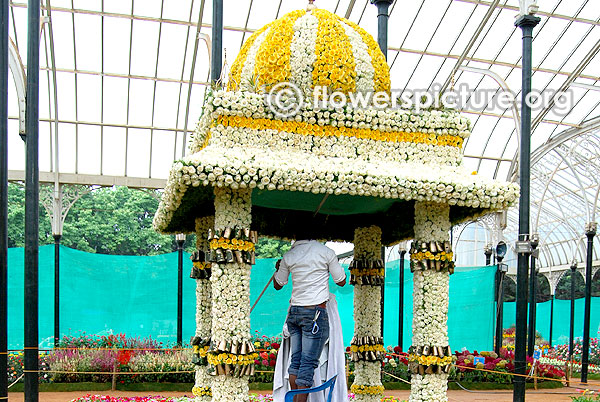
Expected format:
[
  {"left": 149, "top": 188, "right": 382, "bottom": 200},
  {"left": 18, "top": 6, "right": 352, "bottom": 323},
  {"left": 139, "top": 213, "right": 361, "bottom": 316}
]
[{"left": 6, "top": 388, "right": 591, "bottom": 402}]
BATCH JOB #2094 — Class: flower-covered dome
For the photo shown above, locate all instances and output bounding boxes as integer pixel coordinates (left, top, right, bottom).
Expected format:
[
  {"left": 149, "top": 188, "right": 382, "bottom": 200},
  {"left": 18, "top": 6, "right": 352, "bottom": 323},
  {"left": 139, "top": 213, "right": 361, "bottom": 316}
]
[
  {"left": 153, "top": 8, "right": 520, "bottom": 244},
  {"left": 227, "top": 9, "right": 390, "bottom": 96}
]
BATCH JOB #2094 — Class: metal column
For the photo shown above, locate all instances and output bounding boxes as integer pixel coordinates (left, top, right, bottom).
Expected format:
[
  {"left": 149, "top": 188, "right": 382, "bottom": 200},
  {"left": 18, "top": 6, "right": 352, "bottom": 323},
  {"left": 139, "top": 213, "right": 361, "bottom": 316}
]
[
  {"left": 210, "top": 0, "right": 223, "bottom": 83},
  {"left": 527, "top": 237, "right": 538, "bottom": 357},
  {"left": 398, "top": 249, "right": 406, "bottom": 350},
  {"left": 569, "top": 262, "right": 577, "bottom": 363},
  {"left": 0, "top": 0, "right": 9, "bottom": 398},
  {"left": 513, "top": 12, "right": 540, "bottom": 402},
  {"left": 581, "top": 222, "right": 597, "bottom": 383},
  {"left": 370, "top": 0, "right": 393, "bottom": 57},
  {"left": 25, "top": 0, "right": 41, "bottom": 400},
  {"left": 549, "top": 293, "right": 554, "bottom": 348},
  {"left": 495, "top": 267, "right": 505, "bottom": 355},
  {"left": 176, "top": 234, "right": 185, "bottom": 346},
  {"left": 53, "top": 234, "right": 61, "bottom": 346}
]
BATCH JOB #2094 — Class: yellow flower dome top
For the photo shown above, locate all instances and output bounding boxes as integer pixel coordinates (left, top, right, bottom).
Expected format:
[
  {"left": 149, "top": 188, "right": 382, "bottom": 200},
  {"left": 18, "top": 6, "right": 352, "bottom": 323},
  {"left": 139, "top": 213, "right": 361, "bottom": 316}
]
[{"left": 227, "top": 8, "right": 391, "bottom": 95}]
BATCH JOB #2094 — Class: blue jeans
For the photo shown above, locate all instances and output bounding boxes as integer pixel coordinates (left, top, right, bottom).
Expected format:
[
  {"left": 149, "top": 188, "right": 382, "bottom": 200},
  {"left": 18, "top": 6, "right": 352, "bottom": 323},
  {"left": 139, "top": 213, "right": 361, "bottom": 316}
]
[{"left": 286, "top": 306, "right": 329, "bottom": 388}]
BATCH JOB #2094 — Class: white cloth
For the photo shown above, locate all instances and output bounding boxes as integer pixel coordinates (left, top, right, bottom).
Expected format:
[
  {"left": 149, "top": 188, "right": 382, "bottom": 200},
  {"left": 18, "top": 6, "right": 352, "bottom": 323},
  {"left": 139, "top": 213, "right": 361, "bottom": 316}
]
[
  {"left": 273, "top": 293, "right": 348, "bottom": 402},
  {"left": 273, "top": 240, "right": 346, "bottom": 306}
]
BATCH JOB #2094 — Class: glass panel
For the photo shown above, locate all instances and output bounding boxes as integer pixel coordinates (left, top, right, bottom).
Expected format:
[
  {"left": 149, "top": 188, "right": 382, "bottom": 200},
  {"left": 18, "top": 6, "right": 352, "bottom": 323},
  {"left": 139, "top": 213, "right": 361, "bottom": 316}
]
[
  {"left": 102, "top": 76, "right": 129, "bottom": 125},
  {"left": 129, "top": 19, "right": 160, "bottom": 78},
  {"left": 57, "top": 123, "right": 77, "bottom": 174},
  {"left": 128, "top": 79, "right": 155, "bottom": 127},
  {"left": 77, "top": 124, "right": 102, "bottom": 175},
  {"left": 102, "top": 126, "right": 127, "bottom": 176},
  {"left": 126, "top": 128, "right": 151, "bottom": 177},
  {"left": 103, "top": 16, "right": 132, "bottom": 75},
  {"left": 74, "top": 13, "right": 102, "bottom": 71},
  {"left": 150, "top": 129, "right": 176, "bottom": 179}
]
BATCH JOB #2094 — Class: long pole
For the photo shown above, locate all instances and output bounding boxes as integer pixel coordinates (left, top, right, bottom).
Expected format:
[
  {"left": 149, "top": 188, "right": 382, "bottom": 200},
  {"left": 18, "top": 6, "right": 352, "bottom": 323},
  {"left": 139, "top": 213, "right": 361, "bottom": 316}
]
[
  {"left": 549, "top": 293, "right": 554, "bottom": 348},
  {"left": 210, "top": 0, "right": 223, "bottom": 83},
  {"left": 176, "top": 236, "right": 185, "bottom": 346},
  {"left": 371, "top": 0, "right": 392, "bottom": 343},
  {"left": 25, "top": 0, "right": 41, "bottom": 400},
  {"left": 53, "top": 234, "right": 61, "bottom": 346},
  {"left": 398, "top": 249, "right": 406, "bottom": 350},
  {"left": 527, "top": 250, "right": 537, "bottom": 356},
  {"left": 0, "top": 0, "right": 9, "bottom": 398},
  {"left": 495, "top": 267, "right": 505, "bottom": 355},
  {"left": 380, "top": 247, "right": 385, "bottom": 338},
  {"left": 513, "top": 13, "right": 540, "bottom": 402},
  {"left": 569, "top": 265, "right": 576, "bottom": 362},
  {"left": 581, "top": 223, "right": 597, "bottom": 383}
]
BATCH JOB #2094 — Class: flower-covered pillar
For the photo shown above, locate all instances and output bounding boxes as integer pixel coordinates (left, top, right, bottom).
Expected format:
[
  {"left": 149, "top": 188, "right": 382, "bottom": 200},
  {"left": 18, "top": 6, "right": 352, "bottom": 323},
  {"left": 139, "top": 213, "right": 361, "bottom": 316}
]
[
  {"left": 409, "top": 202, "right": 454, "bottom": 402},
  {"left": 191, "top": 217, "right": 215, "bottom": 401},
  {"left": 350, "top": 226, "right": 385, "bottom": 401},
  {"left": 208, "top": 187, "right": 258, "bottom": 402}
]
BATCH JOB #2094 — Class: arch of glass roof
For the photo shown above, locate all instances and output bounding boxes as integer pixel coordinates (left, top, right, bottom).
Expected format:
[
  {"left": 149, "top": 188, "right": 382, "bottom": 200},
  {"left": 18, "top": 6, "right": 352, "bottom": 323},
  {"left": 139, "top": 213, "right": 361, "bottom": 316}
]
[{"left": 5, "top": 0, "right": 600, "bottom": 269}]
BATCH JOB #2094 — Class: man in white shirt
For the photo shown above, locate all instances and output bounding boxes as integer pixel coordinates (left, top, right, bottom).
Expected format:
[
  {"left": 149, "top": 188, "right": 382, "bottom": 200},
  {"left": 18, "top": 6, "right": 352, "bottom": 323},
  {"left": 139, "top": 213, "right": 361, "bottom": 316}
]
[{"left": 273, "top": 240, "right": 346, "bottom": 402}]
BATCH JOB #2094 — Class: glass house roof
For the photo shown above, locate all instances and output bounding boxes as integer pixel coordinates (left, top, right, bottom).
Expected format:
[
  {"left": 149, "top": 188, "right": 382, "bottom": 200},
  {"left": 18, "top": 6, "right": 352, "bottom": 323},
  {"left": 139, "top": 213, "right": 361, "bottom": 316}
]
[{"left": 6, "top": 0, "right": 600, "bottom": 268}]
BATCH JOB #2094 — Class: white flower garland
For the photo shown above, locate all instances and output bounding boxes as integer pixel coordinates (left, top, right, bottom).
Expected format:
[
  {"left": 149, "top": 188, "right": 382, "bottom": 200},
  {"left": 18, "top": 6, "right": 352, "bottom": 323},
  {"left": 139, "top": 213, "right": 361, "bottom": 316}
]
[
  {"left": 290, "top": 13, "right": 318, "bottom": 97},
  {"left": 210, "top": 188, "right": 252, "bottom": 402},
  {"left": 409, "top": 374, "right": 449, "bottom": 402},
  {"left": 208, "top": 125, "right": 463, "bottom": 166},
  {"left": 211, "top": 375, "right": 249, "bottom": 402},
  {"left": 238, "top": 29, "right": 270, "bottom": 92},
  {"left": 153, "top": 150, "right": 519, "bottom": 233},
  {"left": 410, "top": 202, "right": 451, "bottom": 402},
  {"left": 194, "top": 217, "right": 214, "bottom": 402},
  {"left": 352, "top": 226, "right": 383, "bottom": 402},
  {"left": 340, "top": 20, "right": 374, "bottom": 94}
]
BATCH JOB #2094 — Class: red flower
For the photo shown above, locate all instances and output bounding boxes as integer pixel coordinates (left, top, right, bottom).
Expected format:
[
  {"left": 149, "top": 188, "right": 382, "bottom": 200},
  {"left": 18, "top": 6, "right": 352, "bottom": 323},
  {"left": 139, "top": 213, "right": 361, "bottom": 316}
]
[
  {"left": 393, "top": 346, "right": 401, "bottom": 354},
  {"left": 269, "top": 360, "right": 276, "bottom": 367},
  {"left": 269, "top": 353, "right": 276, "bottom": 360},
  {"left": 272, "top": 342, "right": 280, "bottom": 350}
]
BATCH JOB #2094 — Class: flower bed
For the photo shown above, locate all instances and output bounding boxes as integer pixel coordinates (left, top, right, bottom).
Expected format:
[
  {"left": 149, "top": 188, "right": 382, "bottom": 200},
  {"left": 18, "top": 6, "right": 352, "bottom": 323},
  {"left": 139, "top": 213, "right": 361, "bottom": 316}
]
[
  {"left": 454, "top": 349, "right": 564, "bottom": 383},
  {"left": 7, "top": 351, "right": 52, "bottom": 384},
  {"left": 546, "top": 338, "right": 600, "bottom": 366},
  {"left": 69, "top": 395, "right": 407, "bottom": 402}
]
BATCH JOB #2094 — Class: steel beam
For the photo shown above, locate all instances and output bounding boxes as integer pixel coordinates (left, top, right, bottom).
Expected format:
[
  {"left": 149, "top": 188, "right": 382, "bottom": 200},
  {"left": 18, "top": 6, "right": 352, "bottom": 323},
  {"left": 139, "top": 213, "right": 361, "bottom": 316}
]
[
  {"left": 581, "top": 222, "right": 597, "bottom": 382},
  {"left": 24, "top": 0, "right": 41, "bottom": 400},
  {"left": 513, "top": 13, "right": 540, "bottom": 402},
  {"left": 0, "top": 0, "right": 8, "bottom": 398}
]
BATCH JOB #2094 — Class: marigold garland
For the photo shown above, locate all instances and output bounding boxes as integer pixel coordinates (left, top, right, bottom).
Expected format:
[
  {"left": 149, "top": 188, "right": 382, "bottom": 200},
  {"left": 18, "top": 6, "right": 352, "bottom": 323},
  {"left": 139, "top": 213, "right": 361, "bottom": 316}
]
[
  {"left": 192, "top": 386, "right": 212, "bottom": 397},
  {"left": 350, "top": 384, "right": 385, "bottom": 395},
  {"left": 312, "top": 9, "right": 356, "bottom": 94},
  {"left": 253, "top": 10, "right": 304, "bottom": 90},
  {"left": 215, "top": 116, "right": 464, "bottom": 148},
  {"left": 209, "top": 238, "right": 255, "bottom": 252},
  {"left": 207, "top": 352, "right": 259, "bottom": 366},
  {"left": 408, "top": 354, "right": 454, "bottom": 367}
]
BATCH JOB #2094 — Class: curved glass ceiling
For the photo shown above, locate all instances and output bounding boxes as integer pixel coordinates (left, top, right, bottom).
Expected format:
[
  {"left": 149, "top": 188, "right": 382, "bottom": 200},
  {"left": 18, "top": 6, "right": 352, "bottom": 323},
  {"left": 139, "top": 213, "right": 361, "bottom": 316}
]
[{"left": 5, "top": 0, "right": 600, "bottom": 268}]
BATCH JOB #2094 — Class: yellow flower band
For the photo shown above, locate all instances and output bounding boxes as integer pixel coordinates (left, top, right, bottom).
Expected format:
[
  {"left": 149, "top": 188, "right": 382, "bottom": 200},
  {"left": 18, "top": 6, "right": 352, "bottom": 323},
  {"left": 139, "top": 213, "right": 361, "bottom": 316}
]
[
  {"left": 209, "top": 238, "right": 255, "bottom": 252},
  {"left": 408, "top": 354, "right": 454, "bottom": 367},
  {"left": 350, "top": 344, "right": 386, "bottom": 353},
  {"left": 350, "top": 268, "right": 385, "bottom": 277},
  {"left": 215, "top": 115, "right": 464, "bottom": 148},
  {"left": 193, "top": 261, "right": 212, "bottom": 270},
  {"left": 193, "top": 345, "right": 210, "bottom": 358},
  {"left": 410, "top": 251, "right": 454, "bottom": 262},
  {"left": 207, "top": 351, "right": 259, "bottom": 366},
  {"left": 192, "top": 386, "right": 212, "bottom": 397},
  {"left": 350, "top": 384, "right": 385, "bottom": 395}
]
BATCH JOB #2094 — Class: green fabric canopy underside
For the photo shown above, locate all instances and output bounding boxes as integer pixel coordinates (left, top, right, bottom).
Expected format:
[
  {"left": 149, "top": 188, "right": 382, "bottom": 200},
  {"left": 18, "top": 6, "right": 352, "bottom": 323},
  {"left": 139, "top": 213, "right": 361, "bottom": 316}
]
[{"left": 164, "top": 184, "right": 482, "bottom": 245}]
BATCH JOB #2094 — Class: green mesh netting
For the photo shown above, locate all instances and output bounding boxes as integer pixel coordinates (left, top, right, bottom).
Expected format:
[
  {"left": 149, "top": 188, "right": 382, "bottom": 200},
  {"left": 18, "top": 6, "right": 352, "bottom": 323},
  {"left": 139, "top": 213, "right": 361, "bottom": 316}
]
[{"left": 9, "top": 245, "right": 595, "bottom": 351}]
